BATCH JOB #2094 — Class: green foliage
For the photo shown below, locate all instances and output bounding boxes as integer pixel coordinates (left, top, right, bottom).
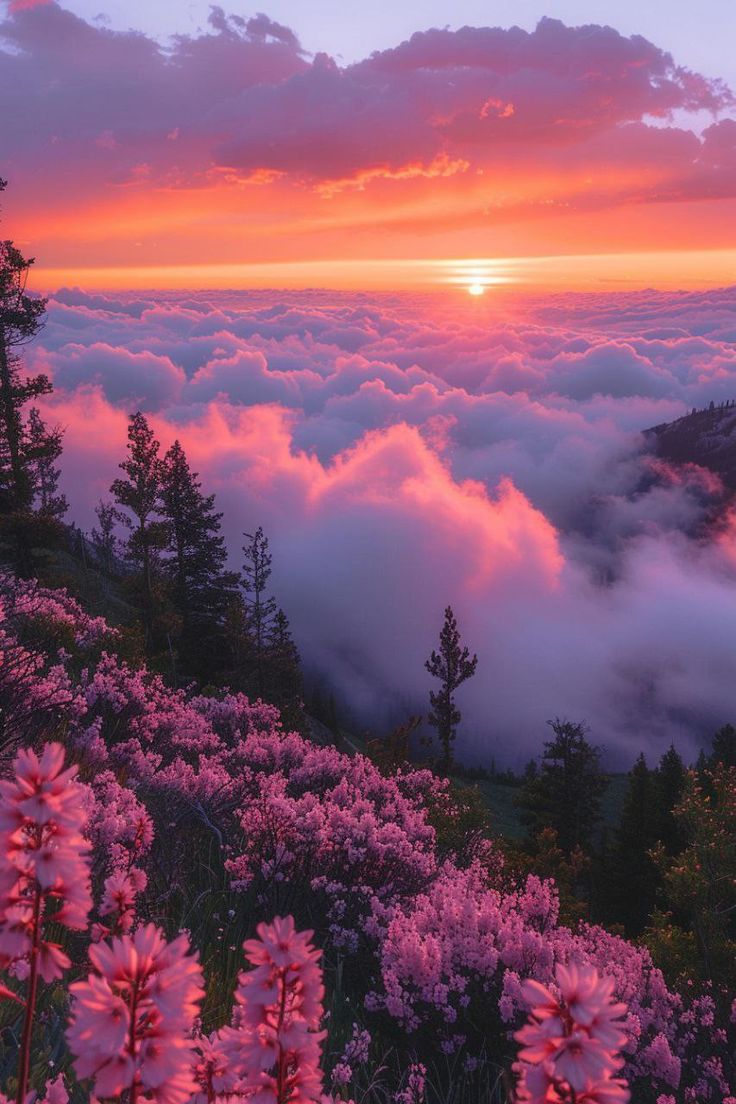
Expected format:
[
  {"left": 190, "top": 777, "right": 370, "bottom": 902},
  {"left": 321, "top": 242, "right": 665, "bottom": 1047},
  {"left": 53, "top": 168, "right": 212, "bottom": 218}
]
[
  {"left": 710, "top": 723, "right": 736, "bottom": 768},
  {"left": 110, "top": 411, "right": 170, "bottom": 643},
  {"left": 517, "top": 719, "right": 606, "bottom": 855},
  {"left": 650, "top": 765, "right": 736, "bottom": 988},
  {"left": 158, "top": 439, "right": 239, "bottom": 681}
]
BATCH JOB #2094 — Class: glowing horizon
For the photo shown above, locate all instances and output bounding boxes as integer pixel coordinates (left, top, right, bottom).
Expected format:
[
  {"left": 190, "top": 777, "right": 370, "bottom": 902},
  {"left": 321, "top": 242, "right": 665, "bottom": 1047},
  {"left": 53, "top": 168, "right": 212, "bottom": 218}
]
[{"left": 30, "top": 249, "right": 736, "bottom": 294}]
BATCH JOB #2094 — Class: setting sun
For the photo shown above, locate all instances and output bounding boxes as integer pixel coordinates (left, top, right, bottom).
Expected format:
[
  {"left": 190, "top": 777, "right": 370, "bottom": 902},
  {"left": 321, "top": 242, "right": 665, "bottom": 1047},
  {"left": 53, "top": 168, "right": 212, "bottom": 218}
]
[{"left": 468, "top": 282, "right": 486, "bottom": 296}]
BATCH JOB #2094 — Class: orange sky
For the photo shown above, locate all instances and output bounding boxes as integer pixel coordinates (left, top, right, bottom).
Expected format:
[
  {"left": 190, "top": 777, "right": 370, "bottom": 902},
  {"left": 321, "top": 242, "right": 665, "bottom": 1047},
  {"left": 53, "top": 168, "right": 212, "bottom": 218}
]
[{"left": 3, "top": 3, "right": 736, "bottom": 290}]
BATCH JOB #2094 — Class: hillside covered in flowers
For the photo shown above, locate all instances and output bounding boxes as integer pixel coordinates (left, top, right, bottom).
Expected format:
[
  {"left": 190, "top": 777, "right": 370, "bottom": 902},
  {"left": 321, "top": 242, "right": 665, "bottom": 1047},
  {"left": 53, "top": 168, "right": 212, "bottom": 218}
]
[{"left": 0, "top": 571, "right": 734, "bottom": 1103}]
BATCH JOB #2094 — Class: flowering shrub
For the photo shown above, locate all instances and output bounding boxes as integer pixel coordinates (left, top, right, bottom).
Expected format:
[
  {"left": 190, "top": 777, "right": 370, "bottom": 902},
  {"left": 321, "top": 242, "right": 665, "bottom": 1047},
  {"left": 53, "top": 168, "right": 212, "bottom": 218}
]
[
  {"left": 0, "top": 742, "right": 92, "bottom": 1102},
  {"left": 0, "top": 569, "right": 734, "bottom": 1103}
]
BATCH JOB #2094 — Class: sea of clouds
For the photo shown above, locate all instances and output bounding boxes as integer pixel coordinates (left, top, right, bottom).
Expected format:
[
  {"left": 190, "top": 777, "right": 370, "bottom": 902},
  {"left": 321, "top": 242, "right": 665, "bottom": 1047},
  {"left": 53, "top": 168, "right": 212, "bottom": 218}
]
[{"left": 31, "top": 285, "right": 736, "bottom": 766}]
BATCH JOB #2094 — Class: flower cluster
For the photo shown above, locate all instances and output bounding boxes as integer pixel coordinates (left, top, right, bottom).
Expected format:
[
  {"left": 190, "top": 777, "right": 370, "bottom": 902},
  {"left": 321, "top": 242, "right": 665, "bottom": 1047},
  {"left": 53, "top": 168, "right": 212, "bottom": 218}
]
[
  {"left": 514, "top": 963, "right": 630, "bottom": 1103},
  {"left": 0, "top": 742, "right": 91, "bottom": 978},
  {"left": 1, "top": 567, "right": 735, "bottom": 1103},
  {"left": 219, "top": 915, "right": 326, "bottom": 1103},
  {"left": 67, "top": 924, "right": 205, "bottom": 1101},
  {"left": 0, "top": 742, "right": 92, "bottom": 1102}
]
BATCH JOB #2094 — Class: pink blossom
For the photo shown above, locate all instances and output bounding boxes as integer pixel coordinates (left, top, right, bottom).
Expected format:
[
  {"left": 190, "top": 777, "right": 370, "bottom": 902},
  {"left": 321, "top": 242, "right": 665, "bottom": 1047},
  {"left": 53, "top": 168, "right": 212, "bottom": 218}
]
[
  {"left": 221, "top": 915, "right": 326, "bottom": 1103},
  {"left": 67, "top": 923, "right": 204, "bottom": 1102}
]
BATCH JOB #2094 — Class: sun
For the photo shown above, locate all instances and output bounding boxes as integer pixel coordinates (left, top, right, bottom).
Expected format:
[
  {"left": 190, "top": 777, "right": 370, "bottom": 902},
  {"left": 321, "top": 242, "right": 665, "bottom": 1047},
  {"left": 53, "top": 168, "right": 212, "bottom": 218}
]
[{"left": 467, "top": 282, "right": 486, "bottom": 296}]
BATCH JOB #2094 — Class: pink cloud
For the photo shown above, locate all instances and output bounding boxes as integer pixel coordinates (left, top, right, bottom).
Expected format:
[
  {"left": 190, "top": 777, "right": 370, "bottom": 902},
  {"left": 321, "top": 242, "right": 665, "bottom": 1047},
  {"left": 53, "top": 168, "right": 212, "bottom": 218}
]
[
  {"left": 26, "top": 286, "right": 736, "bottom": 764},
  {"left": 0, "top": 5, "right": 734, "bottom": 219}
]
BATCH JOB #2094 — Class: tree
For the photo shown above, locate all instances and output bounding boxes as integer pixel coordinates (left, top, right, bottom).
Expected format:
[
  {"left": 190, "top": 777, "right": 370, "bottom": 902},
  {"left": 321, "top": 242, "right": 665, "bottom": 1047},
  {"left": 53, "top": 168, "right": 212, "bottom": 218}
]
[
  {"left": 710, "top": 724, "right": 736, "bottom": 769},
  {"left": 27, "top": 407, "right": 67, "bottom": 520},
  {"left": 605, "top": 754, "right": 663, "bottom": 934},
  {"left": 0, "top": 179, "right": 51, "bottom": 571},
  {"left": 158, "top": 440, "right": 238, "bottom": 677},
  {"left": 424, "top": 605, "right": 477, "bottom": 773},
  {"left": 651, "top": 765, "right": 736, "bottom": 987},
  {"left": 656, "top": 743, "right": 687, "bottom": 855},
  {"left": 242, "top": 527, "right": 277, "bottom": 698},
  {"left": 518, "top": 719, "right": 606, "bottom": 854},
  {"left": 90, "top": 498, "right": 121, "bottom": 575},
  {"left": 268, "top": 607, "right": 302, "bottom": 702},
  {"left": 110, "top": 412, "right": 167, "bottom": 639}
]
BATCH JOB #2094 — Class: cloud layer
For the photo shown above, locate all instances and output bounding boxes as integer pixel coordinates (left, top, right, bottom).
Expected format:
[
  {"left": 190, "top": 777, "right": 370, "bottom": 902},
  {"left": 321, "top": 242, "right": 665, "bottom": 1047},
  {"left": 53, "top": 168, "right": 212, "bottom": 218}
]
[{"left": 31, "top": 284, "right": 736, "bottom": 765}]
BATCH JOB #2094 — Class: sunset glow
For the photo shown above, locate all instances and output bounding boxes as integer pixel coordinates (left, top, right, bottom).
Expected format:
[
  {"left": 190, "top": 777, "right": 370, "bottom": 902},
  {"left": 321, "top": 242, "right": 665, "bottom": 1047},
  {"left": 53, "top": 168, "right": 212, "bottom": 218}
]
[{"left": 0, "top": 2, "right": 734, "bottom": 290}]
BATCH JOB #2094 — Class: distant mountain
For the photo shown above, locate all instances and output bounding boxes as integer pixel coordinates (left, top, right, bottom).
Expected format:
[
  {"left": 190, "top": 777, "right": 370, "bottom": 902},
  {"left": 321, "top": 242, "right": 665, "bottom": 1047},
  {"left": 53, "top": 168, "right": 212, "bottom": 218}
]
[{"left": 648, "top": 401, "right": 736, "bottom": 492}]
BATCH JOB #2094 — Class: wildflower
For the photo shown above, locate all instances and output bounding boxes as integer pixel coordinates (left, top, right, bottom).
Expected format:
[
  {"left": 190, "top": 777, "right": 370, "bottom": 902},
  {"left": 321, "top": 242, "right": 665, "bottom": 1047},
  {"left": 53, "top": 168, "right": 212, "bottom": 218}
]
[
  {"left": 221, "top": 915, "right": 326, "bottom": 1103},
  {"left": 514, "top": 963, "right": 630, "bottom": 1104},
  {"left": 67, "top": 923, "right": 204, "bottom": 1103},
  {"left": 0, "top": 742, "right": 92, "bottom": 1103}
]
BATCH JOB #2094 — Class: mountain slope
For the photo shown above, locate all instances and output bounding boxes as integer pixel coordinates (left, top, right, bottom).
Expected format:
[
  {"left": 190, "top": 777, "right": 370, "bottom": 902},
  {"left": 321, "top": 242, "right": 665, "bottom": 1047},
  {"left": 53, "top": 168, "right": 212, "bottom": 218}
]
[{"left": 648, "top": 401, "right": 736, "bottom": 491}]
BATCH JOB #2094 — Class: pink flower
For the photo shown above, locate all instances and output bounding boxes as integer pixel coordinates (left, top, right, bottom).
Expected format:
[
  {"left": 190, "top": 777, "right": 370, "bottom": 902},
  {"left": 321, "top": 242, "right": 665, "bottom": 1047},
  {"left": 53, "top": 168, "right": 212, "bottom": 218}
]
[
  {"left": 221, "top": 915, "right": 326, "bottom": 1104},
  {"left": 514, "top": 964, "right": 630, "bottom": 1104},
  {"left": 67, "top": 923, "right": 204, "bottom": 1103}
]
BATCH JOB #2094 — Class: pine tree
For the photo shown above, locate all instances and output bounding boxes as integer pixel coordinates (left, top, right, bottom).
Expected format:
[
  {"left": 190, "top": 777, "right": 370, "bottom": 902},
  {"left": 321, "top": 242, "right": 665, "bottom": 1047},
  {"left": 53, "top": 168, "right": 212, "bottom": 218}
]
[
  {"left": 606, "top": 754, "right": 663, "bottom": 933},
  {"left": 0, "top": 179, "right": 51, "bottom": 572},
  {"left": 518, "top": 719, "right": 606, "bottom": 854},
  {"left": 110, "top": 412, "right": 167, "bottom": 639},
  {"left": 90, "top": 498, "right": 121, "bottom": 575},
  {"left": 158, "top": 439, "right": 238, "bottom": 677},
  {"left": 424, "top": 605, "right": 478, "bottom": 773},
  {"left": 27, "top": 407, "right": 67, "bottom": 520},
  {"left": 267, "top": 607, "right": 303, "bottom": 707},
  {"left": 656, "top": 743, "right": 687, "bottom": 855},
  {"left": 710, "top": 724, "right": 736, "bottom": 769},
  {"left": 242, "top": 526, "right": 277, "bottom": 698}
]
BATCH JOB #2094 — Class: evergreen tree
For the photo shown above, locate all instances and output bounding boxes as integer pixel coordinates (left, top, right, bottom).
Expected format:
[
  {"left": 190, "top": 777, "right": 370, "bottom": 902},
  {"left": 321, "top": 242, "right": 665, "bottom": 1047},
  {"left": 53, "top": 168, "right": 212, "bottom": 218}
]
[
  {"left": 90, "top": 498, "right": 121, "bottom": 575},
  {"left": 268, "top": 608, "right": 302, "bottom": 701},
  {"left": 656, "top": 743, "right": 687, "bottom": 855},
  {"left": 0, "top": 179, "right": 51, "bottom": 571},
  {"left": 159, "top": 440, "right": 238, "bottom": 675},
  {"left": 606, "top": 754, "right": 663, "bottom": 933},
  {"left": 710, "top": 724, "right": 736, "bottom": 768},
  {"left": 27, "top": 407, "right": 67, "bottom": 520},
  {"left": 110, "top": 412, "right": 167, "bottom": 639},
  {"left": 242, "top": 526, "right": 277, "bottom": 698},
  {"left": 518, "top": 719, "right": 606, "bottom": 854},
  {"left": 424, "top": 605, "right": 478, "bottom": 773}
]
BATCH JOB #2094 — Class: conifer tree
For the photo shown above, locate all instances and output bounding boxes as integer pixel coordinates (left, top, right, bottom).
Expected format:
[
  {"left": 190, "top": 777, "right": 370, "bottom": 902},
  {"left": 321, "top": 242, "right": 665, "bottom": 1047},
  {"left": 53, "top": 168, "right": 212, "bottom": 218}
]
[
  {"left": 111, "top": 412, "right": 167, "bottom": 638},
  {"left": 27, "top": 407, "right": 67, "bottom": 520},
  {"left": 159, "top": 439, "right": 238, "bottom": 676},
  {"left": 425, "top": 605, "right": 477, "bottom": 773},
  {"left": 518, "top": 719, "right": 606, "bottom": 854},
  {"left": 242, "top": 526, "right": 277, "bottom": 698},
  {"left": 90, "top": 498, "right": 121, "bottom": 575},
  {"left": 267, "top": 607, "right": 303, "bottom": 708},
  {"left": 656, "top": 743, "right": 687, "bottom": 855},
  {"left": 710, "top": 724, "right": 736, "bottom": 768},
  {"left": 607, "top": 754, "right": 662, "bottom": 933},
  {"left": 0, "top": 179, "right": 51, "bottom": 571}
]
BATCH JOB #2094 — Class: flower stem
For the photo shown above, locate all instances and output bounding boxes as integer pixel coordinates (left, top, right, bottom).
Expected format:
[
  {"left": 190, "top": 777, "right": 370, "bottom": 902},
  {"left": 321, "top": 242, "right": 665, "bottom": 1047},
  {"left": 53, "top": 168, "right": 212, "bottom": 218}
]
[{"left": 16, "top": 883, "right": 42, "bottom": 1104}]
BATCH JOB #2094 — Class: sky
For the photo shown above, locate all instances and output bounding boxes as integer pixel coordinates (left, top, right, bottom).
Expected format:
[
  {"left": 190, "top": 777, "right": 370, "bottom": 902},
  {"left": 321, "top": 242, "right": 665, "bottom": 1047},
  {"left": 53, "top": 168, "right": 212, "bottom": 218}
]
[{"left": 2, "top": 0, "right": 736, "bottom": 289}]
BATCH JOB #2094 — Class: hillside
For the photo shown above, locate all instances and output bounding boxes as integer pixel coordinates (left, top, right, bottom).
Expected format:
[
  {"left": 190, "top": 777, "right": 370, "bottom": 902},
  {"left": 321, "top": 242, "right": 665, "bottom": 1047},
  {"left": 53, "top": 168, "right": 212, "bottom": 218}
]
[{"left": 648, "top": 401, "right": 736, "bottom": 490}]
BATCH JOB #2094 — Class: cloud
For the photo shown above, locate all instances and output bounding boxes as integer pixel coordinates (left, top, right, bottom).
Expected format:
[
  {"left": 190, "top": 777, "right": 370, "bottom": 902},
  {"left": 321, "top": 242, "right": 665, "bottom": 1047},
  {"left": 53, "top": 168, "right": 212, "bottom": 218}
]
[
  {"left": 27, "top": 284, "right": 736, "bottom": 766},
  {"left": 1, "top": 5, "right": 735, "bottom": 264}
]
